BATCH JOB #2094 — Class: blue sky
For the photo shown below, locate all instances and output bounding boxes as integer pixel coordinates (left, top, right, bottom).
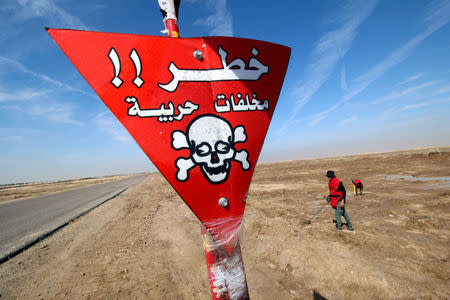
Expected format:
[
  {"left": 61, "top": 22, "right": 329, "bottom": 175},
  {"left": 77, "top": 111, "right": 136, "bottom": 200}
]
[{"left": 1, "top": 0, "right": 449, "bottom": 184}]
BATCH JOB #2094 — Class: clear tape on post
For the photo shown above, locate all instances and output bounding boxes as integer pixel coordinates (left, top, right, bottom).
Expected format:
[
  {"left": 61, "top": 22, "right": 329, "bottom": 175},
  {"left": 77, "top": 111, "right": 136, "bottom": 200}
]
[
  {"left": 208, "top": 245, "right": 248, "bottom": 300},
  {"left": 203, "top": 216, "right": 245, "bottom": 252},
  {"left": 202, "top": 217, "right": 249, "bottom": 300}
]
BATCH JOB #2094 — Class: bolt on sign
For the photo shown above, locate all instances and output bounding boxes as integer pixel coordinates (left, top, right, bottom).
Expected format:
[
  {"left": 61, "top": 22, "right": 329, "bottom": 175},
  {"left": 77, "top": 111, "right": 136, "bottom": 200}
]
[{"left": 48, "top": 29, "right": 290, "bottom": 254}]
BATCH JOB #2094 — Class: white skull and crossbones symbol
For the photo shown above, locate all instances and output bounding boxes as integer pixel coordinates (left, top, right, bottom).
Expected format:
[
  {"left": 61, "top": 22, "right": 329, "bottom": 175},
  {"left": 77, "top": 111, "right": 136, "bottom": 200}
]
[{"left": 171, "top": 114, "right": 250, "bottom": 184}]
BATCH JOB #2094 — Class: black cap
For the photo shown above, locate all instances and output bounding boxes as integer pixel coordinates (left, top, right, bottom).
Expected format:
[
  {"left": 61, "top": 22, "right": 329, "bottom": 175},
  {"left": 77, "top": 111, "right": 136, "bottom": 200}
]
[{"left": 326, "top": 170, "right": 335, "bottom": 178}]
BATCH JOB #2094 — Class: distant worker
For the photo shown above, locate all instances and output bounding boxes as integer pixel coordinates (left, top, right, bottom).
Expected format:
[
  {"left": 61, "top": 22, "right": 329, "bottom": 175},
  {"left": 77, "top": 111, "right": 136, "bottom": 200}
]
[
  {"left": 326, "top": 170, "right": 354, "bottom": 231},
  {"left": 352, "top": 179, "right": 364, "bottom": 195}
]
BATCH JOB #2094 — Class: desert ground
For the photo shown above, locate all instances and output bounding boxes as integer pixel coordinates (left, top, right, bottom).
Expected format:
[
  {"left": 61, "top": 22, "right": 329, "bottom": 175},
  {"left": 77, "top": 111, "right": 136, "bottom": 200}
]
[{"left": 0, "top": 146, "right": 449, "bottom": 299}]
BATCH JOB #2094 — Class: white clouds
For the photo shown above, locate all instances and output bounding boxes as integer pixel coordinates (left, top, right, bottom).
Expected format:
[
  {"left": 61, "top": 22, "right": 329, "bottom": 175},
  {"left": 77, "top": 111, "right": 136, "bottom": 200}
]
[
  {"left": 0, "top": 100, "right": 83, "bottom": 125},
  {"left": 436, "top": 84, "right": 450, "bottom": 95},
  {"left": 0, "top": 89, "right": 50, "bottom": 102},
  {"left": 351, "top": 33, "right": 439, "bottom": 96},
  {"left": 95, "top": 112, "right": 132, "bottom": 144},
  {"left": 0, "top": 127, "right": 42, "bottom": 146},
  {"left": 399, "top": 102, "right": 432, "bottom": 111},
  {"left": 0, "top": 88, "right": 83, "bottom": 125},
  {"left": 0, "top": 56, "right": 63, "bottom": 87},
  {"left": 341, "top": 64, "right": 348, "bottom": 90},
  {"left": 292, "top": 0, "right": 378, "bottom": 112},
  {"left": 399, "top": 97, "right": 450, "bottom": 111},
  {"left": 275, "top": 0, "right": 378, "bottom": 136},
  {"left": 0, "top": 56, "right": 96, "bottom": 98},
  {"left": 15, "top": 0, "right": 89, "bottom": 30},
  {"left": 340, "top": 115, "right": 358, "bottom": 125},
  {"left": 425, "top": 0, "right": 450, "bottom": 29},
  {"left": 371, "top": 80, "right": 440, "bottom": 104},
  {"left": 397, "top": 73, "right": 425, "bottom": 86},
  {"left": 193, "top": 0, "right": 233, "bottom": 36},
  {"left": 0, "top": 56, "right": 94, "bottom": 125},
  {"left": 29, "top": 102, "right": 83, "bottom": 125},
  {"left": 0, "top": 135, "right": 24, "bottom": 144},
  {"left": 114, "top": 135, "right": 133, "bottom": 143},
  {"left": 305, "top": 0, "right": 450, "bottom": 127}
]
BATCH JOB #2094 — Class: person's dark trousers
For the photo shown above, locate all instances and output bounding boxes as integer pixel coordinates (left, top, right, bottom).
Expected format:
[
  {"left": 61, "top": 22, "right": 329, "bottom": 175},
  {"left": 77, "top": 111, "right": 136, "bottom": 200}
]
[{"left": 335, "top": 200, "right": 353, "bottom": 230}]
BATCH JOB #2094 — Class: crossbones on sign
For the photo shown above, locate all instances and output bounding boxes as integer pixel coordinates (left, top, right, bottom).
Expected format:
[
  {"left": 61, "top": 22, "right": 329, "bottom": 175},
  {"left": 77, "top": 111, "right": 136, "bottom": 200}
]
[{"left": 171, "top": 114, "right": 250, "bottom": 184}]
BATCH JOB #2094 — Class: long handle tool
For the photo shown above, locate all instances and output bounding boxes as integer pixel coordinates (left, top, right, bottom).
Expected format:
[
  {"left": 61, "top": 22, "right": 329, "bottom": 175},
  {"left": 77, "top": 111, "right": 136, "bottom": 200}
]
[{"left": 301, "top": 201, "right": 328, "bottom": 224}]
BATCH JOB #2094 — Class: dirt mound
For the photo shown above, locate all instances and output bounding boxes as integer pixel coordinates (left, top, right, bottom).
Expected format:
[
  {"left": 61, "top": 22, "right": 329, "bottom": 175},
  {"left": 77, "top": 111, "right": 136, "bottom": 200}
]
[{"left": 428, "top": 151, "right": 450, "bottom": 160}]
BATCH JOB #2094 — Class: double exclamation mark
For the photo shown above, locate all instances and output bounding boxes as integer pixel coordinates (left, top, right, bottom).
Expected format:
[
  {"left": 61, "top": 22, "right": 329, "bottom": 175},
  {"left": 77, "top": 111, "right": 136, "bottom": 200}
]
[{"left": 108, "top": 48, "right": 144, "bottom": 88}]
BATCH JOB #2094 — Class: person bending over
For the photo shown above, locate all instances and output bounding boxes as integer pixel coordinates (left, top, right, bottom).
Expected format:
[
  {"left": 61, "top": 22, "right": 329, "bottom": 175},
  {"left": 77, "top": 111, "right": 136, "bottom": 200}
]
[{"left": 352, "top": 179, "right": 364, "bottom": 195}]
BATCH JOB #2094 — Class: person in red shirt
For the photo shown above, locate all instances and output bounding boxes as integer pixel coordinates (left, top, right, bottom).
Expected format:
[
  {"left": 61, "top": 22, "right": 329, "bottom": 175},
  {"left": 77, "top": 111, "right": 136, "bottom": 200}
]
[
  {"left": 352, "top": 179, "right": 364, "bottom": 195},
  {"left": 326, "top": 170, "right": 354, "bottom": 231}
]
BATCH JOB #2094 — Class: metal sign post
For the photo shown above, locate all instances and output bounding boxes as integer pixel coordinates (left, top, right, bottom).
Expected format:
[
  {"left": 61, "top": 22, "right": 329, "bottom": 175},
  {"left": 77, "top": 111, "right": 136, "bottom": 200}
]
[
  {"left": 202, "top": 225, "right": 249, "bottom": 300},
  {"left": 159, "top": 2, "right": 250, "bottom": 298}
]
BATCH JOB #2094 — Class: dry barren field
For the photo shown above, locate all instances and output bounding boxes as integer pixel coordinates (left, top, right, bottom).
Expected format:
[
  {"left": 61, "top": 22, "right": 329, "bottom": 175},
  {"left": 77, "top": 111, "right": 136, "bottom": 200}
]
[{"left": 0, "top": 146, "right": 449, "bottom": 299}]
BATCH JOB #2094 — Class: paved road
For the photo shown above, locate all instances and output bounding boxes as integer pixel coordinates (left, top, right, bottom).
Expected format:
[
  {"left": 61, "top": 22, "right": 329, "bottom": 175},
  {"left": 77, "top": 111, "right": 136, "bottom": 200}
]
[{"left": 0, "top": 174, "right": 147, "bottom": 263}]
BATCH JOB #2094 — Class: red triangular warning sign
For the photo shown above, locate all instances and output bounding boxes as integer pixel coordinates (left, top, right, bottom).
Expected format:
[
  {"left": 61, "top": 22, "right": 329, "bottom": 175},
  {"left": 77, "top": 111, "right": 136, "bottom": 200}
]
[{"left": 48, "top": 29, "right": 290, "bottom": 254}]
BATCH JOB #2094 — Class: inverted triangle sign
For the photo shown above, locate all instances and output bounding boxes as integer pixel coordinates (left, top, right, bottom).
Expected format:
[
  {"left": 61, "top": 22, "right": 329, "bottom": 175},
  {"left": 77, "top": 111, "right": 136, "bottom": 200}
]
[{"left": 48, "top": 29, "right": 290, "bottom": 254}]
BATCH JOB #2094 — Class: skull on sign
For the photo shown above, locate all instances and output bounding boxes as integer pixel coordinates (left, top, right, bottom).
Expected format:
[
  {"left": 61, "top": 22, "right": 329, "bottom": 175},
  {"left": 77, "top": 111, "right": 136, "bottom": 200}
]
[{"left": 171, "top": 114, "right": 250, "bottom": 184}]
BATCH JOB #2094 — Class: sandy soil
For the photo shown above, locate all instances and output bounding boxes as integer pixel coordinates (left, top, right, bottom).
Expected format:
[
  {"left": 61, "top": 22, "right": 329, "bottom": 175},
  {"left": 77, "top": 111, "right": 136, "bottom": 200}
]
[
  {"left": 0, "top": 174, "right": 141, "bottom": 204},
  {"left": 0, "top": 146, "right": 449, "bottom": 299}
]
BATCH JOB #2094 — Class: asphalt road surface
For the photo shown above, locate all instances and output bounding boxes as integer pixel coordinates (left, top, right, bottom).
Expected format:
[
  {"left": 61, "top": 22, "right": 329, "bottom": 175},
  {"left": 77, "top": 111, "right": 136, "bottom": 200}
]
[{"left": 0, "top": 174, "right": 147, "bottom": 263}]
